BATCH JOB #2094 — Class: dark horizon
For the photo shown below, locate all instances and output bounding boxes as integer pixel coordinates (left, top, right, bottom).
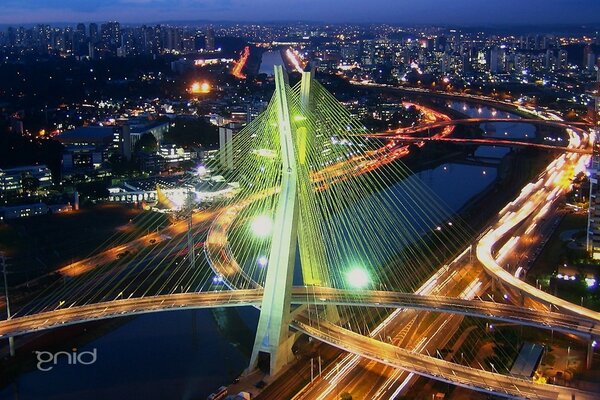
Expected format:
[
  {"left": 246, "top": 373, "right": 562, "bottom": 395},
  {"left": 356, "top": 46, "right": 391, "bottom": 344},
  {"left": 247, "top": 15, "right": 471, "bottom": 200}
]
[{"left": 2, "top": 0, "right": 600, "bottom": 26}]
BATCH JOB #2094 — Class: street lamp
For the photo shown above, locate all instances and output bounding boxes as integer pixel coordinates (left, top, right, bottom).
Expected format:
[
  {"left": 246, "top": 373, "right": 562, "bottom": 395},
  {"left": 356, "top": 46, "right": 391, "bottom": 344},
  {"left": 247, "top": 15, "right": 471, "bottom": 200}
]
[
  {"left": 250, "top": 215, "right": 273, "bottom": 238},
  {"left": 346, "top": 267, "right": 370, "bottom": 289},
  {"left": 257, "top": 256, "right": 268, "bottom": 267}
]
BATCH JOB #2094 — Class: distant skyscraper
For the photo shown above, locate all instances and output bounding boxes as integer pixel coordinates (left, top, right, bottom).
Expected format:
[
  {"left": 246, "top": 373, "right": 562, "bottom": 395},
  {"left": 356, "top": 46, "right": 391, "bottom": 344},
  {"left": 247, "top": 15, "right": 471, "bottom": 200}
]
[
  {"left": 205, "top": 28, "right": 215, "bottom": 51},
  {"left": 166, "top": 28, "right": 181, "bottom": 52},
  {"left": 89, "top": 23, "right": 99, "bottom": 43},
  {"left": 76, "top": 23, "right": 86, "bottom": 37},
  {"left": 101, "top": 21, "right": 121, "bottom": 46},
  {"left": 490, "top": 46, "right": 500, "bottom": 74},
  {"left": 557, "top": 50, "right": 568, "bottom": 70}
]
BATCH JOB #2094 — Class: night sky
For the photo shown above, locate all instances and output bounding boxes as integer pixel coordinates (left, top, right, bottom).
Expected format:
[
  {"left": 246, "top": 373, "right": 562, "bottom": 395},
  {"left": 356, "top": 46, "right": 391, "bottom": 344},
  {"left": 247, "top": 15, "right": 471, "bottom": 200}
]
[{"left": 1, "top": 0, "right": 600, "bottom": 25}]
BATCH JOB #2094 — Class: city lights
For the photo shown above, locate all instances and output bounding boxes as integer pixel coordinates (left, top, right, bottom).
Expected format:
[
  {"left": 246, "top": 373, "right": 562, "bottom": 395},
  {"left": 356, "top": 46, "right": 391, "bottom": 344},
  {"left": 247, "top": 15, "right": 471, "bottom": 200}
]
[
  {"left": 2, "top": 8, "right": 600, "bottom": 399},
  {"left": 190, "top": 81, "right": 211, "bottom": 94}
]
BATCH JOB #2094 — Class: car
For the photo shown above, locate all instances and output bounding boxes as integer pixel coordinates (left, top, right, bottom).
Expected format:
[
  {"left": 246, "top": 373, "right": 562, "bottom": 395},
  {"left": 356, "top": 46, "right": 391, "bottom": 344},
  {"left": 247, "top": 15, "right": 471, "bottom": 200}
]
[{"left": 116, "top": 251, "right": 130, "bottom": 260}]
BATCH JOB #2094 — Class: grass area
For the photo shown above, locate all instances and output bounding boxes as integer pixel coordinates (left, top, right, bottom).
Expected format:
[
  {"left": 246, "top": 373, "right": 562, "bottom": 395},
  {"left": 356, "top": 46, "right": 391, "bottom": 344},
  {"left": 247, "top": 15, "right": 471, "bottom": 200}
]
[
  {"left": 524, "top": 211, "right": 600, "bottom": 311},
  {"left": 0, "top": 204, "right": 170, "bottom": 284},
  {"left": 527, "top": 212, "right": 588, "bottom": 278}
]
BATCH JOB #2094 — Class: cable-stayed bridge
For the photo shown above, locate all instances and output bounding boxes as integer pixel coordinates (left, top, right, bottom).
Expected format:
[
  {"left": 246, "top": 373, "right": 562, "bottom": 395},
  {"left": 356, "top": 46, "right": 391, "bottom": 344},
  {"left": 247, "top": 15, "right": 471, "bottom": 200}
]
[{"left": 2, "top": 67, "right": 598, "bottom": 399}]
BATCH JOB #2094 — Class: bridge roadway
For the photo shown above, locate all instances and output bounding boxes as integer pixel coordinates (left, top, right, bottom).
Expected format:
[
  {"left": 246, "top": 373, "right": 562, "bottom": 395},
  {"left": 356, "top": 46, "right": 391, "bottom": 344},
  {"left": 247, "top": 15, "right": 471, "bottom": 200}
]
[
  {"left": 370, "top": 135, "right": 593, "bottom": 155},
  {"left": 1, "top": 287, "right": 598, "bottom": 340},
  {"left": 292, "top": 315, "right": 594, "bottom": 400},
  {"left": 476, "top": 128, "right": 600, "bottom": 324},
  {"left": 367, "top": 117, "right": 590, "bottom": 137}
]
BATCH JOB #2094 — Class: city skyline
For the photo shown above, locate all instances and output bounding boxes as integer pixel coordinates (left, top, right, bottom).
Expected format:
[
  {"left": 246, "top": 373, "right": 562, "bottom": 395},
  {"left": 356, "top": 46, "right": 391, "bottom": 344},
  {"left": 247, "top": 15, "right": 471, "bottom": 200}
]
[{"left": 2, "top": 0, "right": 600, "bottom": 26}]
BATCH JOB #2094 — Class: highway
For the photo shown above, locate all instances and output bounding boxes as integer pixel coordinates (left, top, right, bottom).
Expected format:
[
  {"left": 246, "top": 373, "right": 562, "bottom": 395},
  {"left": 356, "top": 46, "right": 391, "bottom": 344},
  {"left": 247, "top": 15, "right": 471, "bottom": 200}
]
[
  {"left": 231, "top": 46, "right": 249, "bottom": 79},
  {"left": 292, "top": 315, "right": 595, "bottom": 400},
  {"left": 368, "top": 117, "right": 591, "bottom": 137},
  {"left": 374, "top": 135, "right": 593, "bottom": 154},
  {"left": 2, "top": 287, "right": 600, "bottom": 398},
  {"left": 292, "top": 250, "right": 489, "bottom": 400},
  {"left": 280, "top": 102, "right": 596, "bottom": 398},
  {"left": 476, "top": 127, "right": 600, "bottom": 324}
]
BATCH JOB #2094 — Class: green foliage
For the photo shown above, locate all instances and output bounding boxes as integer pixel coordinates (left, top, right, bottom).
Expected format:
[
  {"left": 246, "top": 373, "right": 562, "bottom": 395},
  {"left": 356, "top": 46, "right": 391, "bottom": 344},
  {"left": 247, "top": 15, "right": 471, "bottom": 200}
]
[
  {"left": 76, "top": 181, "right": 110, "bottom": 201},
  {"left": 21, "top": 176, "right": 40, "bottom": 193},
  {"left": 135, "top": 132, "right": 158, "bottom": 153},
  {"left": 165, "top": 117, "right": 218, "bottom": 148}
]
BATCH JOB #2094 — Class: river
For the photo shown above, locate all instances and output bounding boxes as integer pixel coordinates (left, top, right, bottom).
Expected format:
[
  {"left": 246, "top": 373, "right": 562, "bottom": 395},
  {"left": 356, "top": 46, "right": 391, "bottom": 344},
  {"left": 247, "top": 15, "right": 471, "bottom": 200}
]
[{"left": 258, "top": 50, "right": 286, "bottom": 76}]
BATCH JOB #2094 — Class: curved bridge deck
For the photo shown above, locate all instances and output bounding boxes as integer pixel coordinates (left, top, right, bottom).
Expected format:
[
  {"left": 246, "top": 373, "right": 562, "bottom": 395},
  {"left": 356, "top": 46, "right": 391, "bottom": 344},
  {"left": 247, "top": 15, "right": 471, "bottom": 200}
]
[{"left": 2, "top": 288, "right": 597, "bottom": 339}]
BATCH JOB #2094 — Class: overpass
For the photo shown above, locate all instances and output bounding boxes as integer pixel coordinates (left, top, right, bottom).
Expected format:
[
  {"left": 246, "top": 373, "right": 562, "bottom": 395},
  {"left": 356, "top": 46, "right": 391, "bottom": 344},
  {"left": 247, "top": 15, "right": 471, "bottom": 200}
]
[
  {"left": 293, "top": 315, "right": 594, "bottom": 400},
  {"left": 372, "top": 117, "right": 591, "bottom": 136},
  {"left": 369, "top": 135, "right": 593, "bottom": 154},
  {"left": 2, "top": 287, "right": 598, "bottom": 340}
]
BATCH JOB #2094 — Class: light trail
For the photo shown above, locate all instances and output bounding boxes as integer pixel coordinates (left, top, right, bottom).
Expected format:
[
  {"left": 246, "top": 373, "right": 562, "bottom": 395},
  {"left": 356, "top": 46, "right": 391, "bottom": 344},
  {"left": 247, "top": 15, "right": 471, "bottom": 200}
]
[
  {"left": 285, "top": 48, "right": 305, "bottom": 73},
  {"left": 477, "top": 126, "right": 600, "bottom": 322},
  {"left": 231, "top": 46, "right": 249, "bottom": 79}
]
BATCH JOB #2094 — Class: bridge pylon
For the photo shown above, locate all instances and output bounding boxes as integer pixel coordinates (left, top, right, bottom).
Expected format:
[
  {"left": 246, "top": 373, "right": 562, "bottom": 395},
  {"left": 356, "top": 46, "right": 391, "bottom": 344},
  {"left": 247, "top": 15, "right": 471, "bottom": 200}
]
[
  {"left": 249, "top": 67, "right": 340, "bottom": 376},
  {"left": 249, "top": 66, "right": 300, "bottom": 376}
]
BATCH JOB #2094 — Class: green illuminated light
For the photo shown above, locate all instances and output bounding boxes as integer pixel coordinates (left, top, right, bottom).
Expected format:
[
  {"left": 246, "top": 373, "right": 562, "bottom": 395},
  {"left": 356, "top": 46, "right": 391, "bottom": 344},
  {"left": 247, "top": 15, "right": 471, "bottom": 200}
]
[
  {"left": 250, "top": 215, "right": 273, "bottom": 238},
  {"left": 346, "top": 267, "right": 370, "bottom": 289}
]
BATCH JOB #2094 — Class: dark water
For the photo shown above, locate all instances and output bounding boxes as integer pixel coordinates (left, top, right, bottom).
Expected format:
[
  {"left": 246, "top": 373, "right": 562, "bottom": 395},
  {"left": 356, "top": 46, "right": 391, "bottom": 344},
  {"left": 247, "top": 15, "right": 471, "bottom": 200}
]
[
  {"left": 1, "top": 308, "right": 258, "bottom": 400},
  {"left": 447, "top": 101, "right": 536, "bottom": 139},
  {"left": 258, "top": 50, "right": 285, "bottom": 75}
]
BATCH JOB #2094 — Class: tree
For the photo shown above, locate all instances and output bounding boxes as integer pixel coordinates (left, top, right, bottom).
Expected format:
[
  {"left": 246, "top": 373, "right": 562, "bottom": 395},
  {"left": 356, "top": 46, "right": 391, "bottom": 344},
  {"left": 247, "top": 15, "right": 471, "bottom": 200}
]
[
  {"left": 135, "top": 132, "right": 158, "bottom": 153},
  {"left": 165, "top": 117, "right": 218, "bottom": 148},
  {"left": 22, "top": 176, "right": 40, "bottom": 193},
  {"left": 76, "top": 181, "right": 110, "bottom": 201}
]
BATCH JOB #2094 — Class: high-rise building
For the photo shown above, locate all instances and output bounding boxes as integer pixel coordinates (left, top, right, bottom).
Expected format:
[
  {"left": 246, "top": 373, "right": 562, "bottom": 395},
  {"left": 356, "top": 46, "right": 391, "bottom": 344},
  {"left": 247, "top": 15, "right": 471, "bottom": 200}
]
[
  {"left": 76, "top": 23, "right": 86, "bottom": 37},
  {"left": 166, "top": 28, "right": 181, "bottom": 52},
  {"left": 205, "top": 28, "right": 215, "bottom": 51},
  {"left": 89, "top": 23, "right": 99, "bottom": 43},
  {"left": 557, "top": 50, "right": 568, "bottom": 70},
  {"left": 587, "top": 65, "right": 600, "bottom": 259},
  {"left": 489, "top": 46, "right": 504, "bottom": 74},
  {"left": 219, "top": 123, "right": 241, "bottom": 170},
  {"left": 101, "top": 21, "right": 121, "bottom": 46}
]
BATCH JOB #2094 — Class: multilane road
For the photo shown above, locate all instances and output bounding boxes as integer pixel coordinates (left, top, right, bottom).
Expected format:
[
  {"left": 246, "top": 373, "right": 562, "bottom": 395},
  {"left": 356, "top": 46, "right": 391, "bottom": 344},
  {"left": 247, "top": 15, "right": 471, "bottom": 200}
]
[{"left": 292, "top": 315, "right": 594, "bottom": 400}]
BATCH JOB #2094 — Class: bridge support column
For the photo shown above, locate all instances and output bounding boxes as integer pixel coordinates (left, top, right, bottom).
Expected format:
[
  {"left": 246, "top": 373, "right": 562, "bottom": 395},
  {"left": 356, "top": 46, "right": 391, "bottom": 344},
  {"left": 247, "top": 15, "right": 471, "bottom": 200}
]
[
  {"left": 249, "top": 66, "right": 299, "bottom": 376},
  {"left": 469, "top": 244, "right": 476, "bottom": 263},
  {"left": 587, "top": 339, "right": 595, "bottom": 370},
  {"left": 519, "top": 290, "right": 525, "bottom": 307}
]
